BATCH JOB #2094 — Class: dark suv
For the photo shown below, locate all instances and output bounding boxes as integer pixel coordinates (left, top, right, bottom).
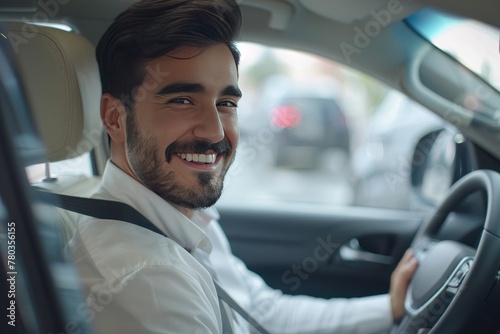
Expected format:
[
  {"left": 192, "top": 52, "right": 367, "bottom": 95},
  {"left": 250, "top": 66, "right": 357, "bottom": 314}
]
[{"left": 270, "top": 95, "right": 350, "bottom": 168}]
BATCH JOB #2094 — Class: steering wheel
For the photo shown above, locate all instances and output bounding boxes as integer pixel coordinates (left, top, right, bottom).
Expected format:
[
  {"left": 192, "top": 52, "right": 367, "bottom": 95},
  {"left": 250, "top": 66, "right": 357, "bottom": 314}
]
[{"left": 393, "top": 169, "right": 500, "bottom": 334}]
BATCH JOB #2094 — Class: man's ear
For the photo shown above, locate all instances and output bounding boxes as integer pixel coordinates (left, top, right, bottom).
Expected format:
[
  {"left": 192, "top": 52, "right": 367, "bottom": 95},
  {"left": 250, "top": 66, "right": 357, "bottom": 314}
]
[{"left": 101, "top": 93, "right": 127, "bottom": 144}]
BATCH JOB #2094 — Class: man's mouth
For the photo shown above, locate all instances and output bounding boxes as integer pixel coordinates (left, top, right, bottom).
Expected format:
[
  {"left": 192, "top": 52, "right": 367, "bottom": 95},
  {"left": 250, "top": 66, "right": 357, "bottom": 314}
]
[
  {"left": 165, "top": 139, "right": 231, "bottom": 163},
  {"left": 176, "top": 153, "right": 217, "bottom": 164}
]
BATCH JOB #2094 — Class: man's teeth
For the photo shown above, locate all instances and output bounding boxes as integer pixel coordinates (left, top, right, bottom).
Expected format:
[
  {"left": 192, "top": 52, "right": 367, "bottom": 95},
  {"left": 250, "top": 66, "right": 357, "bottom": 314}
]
[{"left": 177, "top": 153, "right": 217, "bottom": 163}]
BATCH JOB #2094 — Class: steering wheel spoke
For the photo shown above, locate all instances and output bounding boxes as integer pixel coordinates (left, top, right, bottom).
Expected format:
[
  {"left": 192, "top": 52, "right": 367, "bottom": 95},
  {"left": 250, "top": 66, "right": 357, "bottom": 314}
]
[
  {"left": 394, "top": 241, "right": 474, "bottom": 334},
  {"left": 397, "top": 170, "right": 500, "bottom": 334}
]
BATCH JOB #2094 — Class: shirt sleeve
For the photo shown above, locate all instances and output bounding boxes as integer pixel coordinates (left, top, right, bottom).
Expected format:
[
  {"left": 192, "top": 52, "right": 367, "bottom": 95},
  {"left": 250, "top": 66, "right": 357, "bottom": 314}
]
[
  {"left": 90, "top": 264, "right": 222, "bottom": 334},
  {"left": 232, "top": 253, "right": 393, "bottom": 334}
]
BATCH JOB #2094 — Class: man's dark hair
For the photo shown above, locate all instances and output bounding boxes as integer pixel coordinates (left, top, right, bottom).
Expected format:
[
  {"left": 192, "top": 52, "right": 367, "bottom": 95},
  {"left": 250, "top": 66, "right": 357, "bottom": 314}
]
[{"left": 96, "top": 0, "right": 242, "bottom": 110}]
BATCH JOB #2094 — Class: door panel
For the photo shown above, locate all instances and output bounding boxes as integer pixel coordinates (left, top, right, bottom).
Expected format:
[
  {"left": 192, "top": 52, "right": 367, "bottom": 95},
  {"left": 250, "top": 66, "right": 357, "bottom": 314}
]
[{"left": 216, "top": 202, "right": 425, "bottom": 298}]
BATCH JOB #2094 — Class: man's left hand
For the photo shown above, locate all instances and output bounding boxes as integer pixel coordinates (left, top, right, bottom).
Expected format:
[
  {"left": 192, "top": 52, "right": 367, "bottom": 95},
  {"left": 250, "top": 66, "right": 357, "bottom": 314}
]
[{"left": 389, "top": 249, "right": 419, "bottom": 321}]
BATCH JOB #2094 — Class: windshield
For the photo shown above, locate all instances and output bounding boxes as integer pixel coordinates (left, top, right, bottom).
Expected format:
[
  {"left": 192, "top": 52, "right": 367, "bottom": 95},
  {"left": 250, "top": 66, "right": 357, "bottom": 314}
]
[{"left": 407, "top": 8, "right": 500, "bottom": 93}]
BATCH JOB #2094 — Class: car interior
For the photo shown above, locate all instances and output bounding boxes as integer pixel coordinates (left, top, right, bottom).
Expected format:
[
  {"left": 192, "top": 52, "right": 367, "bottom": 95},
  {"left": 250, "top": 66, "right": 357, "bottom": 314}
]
[{"left": 0, "top": 0, "right": 500, "bottom": 333}]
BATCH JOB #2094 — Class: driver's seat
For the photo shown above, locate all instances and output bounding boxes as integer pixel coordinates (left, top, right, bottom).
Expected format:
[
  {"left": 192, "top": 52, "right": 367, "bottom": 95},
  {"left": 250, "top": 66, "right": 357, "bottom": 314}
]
[{"left": 7, "top": 21, "right": 103, "bottom": 244}]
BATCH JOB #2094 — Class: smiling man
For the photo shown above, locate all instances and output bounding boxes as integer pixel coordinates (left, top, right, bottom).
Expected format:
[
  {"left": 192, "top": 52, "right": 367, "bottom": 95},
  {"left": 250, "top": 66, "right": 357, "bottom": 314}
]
[
  {"left": 67, "top": 0, "right": 417, "bottom": 333},
  {"left": 102, "top": 44, "right": 241, "bottom": 214}
]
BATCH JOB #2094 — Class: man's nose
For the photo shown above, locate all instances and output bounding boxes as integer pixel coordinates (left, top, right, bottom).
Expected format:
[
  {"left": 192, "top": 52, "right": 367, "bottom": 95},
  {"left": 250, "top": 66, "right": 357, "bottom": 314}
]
[{"left": 193, "top": 104, "right": 225, "bottom": 143}]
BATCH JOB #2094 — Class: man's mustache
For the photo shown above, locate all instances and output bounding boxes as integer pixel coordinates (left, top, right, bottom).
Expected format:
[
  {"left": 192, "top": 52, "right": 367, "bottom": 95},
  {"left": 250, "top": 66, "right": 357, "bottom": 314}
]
[{"left": 165, "top": 139, "right": 232, "bottom": 163}]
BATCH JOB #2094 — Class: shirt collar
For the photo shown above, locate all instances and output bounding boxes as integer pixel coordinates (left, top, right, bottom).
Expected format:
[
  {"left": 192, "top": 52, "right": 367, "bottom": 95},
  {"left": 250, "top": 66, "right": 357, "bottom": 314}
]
[
  {"left": 96, "top": 160, "right": 213, "bottom": 253},
  {"left": 191, "top": 206, "right": 219, "bottom": 229}
]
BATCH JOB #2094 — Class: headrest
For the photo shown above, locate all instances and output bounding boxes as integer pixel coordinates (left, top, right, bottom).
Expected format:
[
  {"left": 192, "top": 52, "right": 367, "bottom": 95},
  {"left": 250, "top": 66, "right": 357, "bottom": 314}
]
[{"left": 6, "top": 22, "right": 102, "bottom": 162}]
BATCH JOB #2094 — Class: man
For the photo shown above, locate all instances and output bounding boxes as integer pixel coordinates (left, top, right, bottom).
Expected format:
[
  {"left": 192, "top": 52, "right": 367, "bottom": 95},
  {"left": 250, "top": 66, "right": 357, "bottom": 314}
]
[{"left": 68, "top": 0, "right": 418, "bottom": 333}]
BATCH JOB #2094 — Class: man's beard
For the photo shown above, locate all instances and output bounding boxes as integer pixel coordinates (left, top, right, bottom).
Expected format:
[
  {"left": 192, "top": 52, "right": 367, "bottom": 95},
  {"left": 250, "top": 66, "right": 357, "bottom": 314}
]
[{"left": 125, "top": 113, "right": 233, "bottom": 209}]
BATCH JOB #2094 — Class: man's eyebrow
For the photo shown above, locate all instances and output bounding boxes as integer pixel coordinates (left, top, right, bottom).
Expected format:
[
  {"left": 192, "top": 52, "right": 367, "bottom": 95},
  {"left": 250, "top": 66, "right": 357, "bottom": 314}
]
[
  {"left": 221, "top": 85, "right": 242, "bottom": 98},
  {"left": 155, "top": 83, "right": 242, "bottom": 98},
  {"left": 155, "top": 82, "right": 205, "bottom": 96}
]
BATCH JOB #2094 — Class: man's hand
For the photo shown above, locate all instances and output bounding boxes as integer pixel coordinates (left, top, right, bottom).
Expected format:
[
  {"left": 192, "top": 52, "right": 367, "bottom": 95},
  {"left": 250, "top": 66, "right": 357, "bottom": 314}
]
[{"left": 389, "top": 249, "right": 419, "bottom": 322}]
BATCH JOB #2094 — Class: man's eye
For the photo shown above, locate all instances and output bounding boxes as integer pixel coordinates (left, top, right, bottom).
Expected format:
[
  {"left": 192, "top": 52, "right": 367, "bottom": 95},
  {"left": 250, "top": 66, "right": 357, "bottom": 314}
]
[
  {"left": 169, "top": 98, "right": 191, "bottom": 104},
  {"left": 218, "top": 100, "right": 238, "bottom": 108}
]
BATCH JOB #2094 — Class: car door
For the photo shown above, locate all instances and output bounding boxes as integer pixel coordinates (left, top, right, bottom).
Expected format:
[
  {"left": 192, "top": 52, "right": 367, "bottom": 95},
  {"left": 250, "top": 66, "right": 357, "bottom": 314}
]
[{"left": 217, "top": 201, "right": 425, "bottom": 298}]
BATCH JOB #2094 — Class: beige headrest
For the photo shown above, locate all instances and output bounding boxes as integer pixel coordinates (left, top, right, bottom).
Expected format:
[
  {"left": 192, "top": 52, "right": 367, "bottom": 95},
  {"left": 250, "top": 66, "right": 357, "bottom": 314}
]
[{"left": 6, "top": 22, "right": 102, "bottom": 162}]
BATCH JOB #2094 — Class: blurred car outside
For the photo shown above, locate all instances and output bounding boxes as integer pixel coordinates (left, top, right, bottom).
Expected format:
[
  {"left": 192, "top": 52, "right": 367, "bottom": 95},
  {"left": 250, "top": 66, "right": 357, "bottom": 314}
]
[
  {"left": 257, "top": 75, "right": 351, "bottom": 169},
  {"left": 270, "top": 94, "right": 350, "bottom": 167},
  {"left": 351, "top": 90, "right": 444, "bottom": 210}
]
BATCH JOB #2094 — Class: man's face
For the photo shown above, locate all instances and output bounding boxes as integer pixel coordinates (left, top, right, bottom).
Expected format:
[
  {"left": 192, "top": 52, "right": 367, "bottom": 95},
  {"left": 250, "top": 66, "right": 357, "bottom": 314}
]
[{"left": 124, "top": 44, "right": 241, "bottom": 210}]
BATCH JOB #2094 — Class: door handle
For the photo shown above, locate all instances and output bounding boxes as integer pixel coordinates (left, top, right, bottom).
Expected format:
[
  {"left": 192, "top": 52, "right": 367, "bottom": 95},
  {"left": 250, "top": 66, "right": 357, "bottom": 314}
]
[{"left": 339, "top": 238, "right": 394, "bottom": 265}]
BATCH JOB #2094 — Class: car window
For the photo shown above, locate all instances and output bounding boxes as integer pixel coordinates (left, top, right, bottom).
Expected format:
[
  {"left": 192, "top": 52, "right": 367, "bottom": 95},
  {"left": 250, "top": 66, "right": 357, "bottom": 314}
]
[
  {"left": 26, "top": 152, "right": 93, "bottom": 182},
  {"left": 219, "top": 42, "right": 444, "bottom": 211},
  {"left": 407, "top": 8, "right": 500, "bottom": 93},
  {"left": 23, "top": 41, "right": 446, "bottom": 212}
]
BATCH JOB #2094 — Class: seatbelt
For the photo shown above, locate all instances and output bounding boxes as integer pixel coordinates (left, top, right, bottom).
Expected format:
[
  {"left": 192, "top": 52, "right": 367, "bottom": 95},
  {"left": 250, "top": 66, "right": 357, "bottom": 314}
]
[{"left": 35, "top": 190, "right": 271, "bottom": 334}]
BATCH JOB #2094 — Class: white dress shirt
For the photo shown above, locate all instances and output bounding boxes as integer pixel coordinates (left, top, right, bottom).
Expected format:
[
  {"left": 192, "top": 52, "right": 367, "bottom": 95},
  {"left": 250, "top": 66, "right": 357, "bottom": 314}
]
[{"left": 67, "top": 160, "right": 393, "bottom": 334}]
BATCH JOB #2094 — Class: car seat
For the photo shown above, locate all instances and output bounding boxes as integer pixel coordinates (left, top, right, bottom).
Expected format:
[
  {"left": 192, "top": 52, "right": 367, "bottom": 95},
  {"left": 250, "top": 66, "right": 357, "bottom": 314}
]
[{"left": 6, "top": 22, "right": 103, "bottom": 244}]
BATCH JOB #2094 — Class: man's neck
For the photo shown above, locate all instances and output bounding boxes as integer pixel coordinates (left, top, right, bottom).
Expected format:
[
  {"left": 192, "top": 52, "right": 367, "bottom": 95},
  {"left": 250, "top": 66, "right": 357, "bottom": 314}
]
[{"left": 109, "top": 158, "right": 196, "bottom": 219}]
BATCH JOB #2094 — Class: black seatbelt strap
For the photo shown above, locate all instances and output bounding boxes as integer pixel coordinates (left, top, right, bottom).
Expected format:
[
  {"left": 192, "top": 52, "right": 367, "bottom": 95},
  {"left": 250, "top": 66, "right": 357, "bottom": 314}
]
[
  {"left": 36, "top": 190, "right": 165, "bottom": 235},
  {"left": 35, "top": 190, "right": 271, "bottom": 334}
]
